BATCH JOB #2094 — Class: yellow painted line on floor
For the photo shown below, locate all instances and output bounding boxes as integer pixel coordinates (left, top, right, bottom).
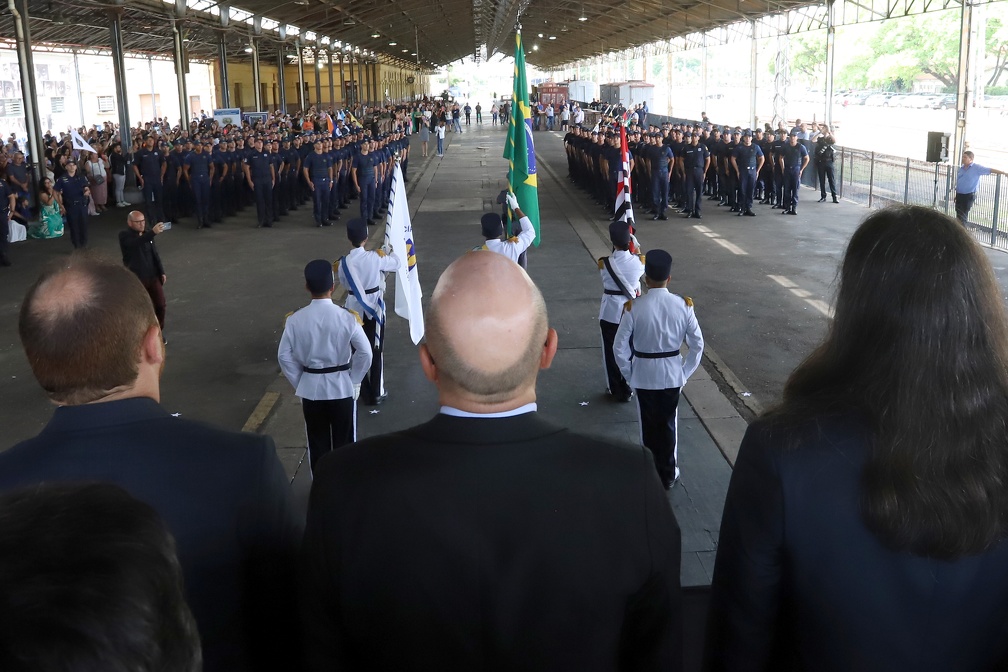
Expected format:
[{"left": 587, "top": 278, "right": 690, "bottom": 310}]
[{"left": 242, "top": 391, "right": 280, "bottom": 433}]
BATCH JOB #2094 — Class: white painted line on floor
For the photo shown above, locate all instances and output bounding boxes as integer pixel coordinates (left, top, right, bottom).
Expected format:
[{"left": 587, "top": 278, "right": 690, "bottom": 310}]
[
  {"left": 805, "top": 299, "right": 833, "bottom": 317},
  {"left": 693, "top": 225, "right": 713, "bottom": 234},
  {"left": 767, "top": 274, "right": 798, "bottom": 288},
  {"left": 714, "top": 238, "right": 749, "bottom": 255},
  {"left": 789, "top": 288, "right": 813, "bottom": 298}
]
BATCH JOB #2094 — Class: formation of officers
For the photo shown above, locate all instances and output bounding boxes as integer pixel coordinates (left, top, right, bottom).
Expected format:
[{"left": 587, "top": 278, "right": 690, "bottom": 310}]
[
  {"left": 129, "top": 123, "right": 411, "bottom": 231},
  {"left": 564, "top": 120, "right": 818, "bottom": 220}
]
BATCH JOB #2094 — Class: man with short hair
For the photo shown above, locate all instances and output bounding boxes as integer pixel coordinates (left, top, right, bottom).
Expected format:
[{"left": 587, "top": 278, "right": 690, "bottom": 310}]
[
  {"left": 0, "top": 483, "right": 201, "bottom": 672},
  {"left": 476, "top": 192, "right": 535, "bottom": 264},
  {"left": 0, "top": 256, "right": 302, "bottom": 672},
  {"left": 119, "top": 210, "right": 167, "bottom": 339},
  {"left": 955, "top": 150, "right": 1003, "bottom": 225},
  {"left": 302, "top": 251, "right": 682, "bottom": 671},
  {"left": 278, "top": 260, "right": 372, "bottom": 471}
]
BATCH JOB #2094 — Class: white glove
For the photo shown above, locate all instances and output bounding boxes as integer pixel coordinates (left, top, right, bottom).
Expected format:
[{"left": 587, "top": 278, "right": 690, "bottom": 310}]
[
  {"left": 506, "top": 192, "right": 519, "bottom": 212},
  {"left": 352, "top": 384, "right": 361, "bottom": 401}
]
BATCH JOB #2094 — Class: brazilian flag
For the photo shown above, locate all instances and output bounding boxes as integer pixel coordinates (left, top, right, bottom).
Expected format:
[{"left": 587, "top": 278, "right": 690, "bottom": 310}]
[{"left": 503, "top": 29, "right": 541, "bottom": 245}]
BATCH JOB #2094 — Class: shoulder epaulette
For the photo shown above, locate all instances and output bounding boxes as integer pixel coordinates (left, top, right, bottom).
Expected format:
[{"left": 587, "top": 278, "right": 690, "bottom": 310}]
[
  {"left": 598, "top": 257, "right": 606, "bottom": 269},
  {"left": 332, "top": 258, "right": 341, "bottom": 274},
  {"left": 684, "top": 296, "right": 694, "bottom": 307},
  {"left": 624, "top": 300, "right": 633, "bottom": 312},
  {"left": 345, "top": 307, "right": 364, "bottom": 326},
  {"left": 638, "top": 254, "right": 646, "bottom": 263},
  {"left": 507, "top": 236, "right": 519, "bottom": 243},
  {"left": 282, "top": 310, "right": 294, "bottom": 326},
  {"left": 376, "top": 249, "right": 387, "bottom": 257}
]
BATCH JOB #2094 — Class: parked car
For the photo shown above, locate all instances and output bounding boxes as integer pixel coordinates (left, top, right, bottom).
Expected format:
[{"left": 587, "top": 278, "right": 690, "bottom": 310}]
[
  {"left": 864, "top": 92, "right": 895, "bottom": 106},
  {"left": 932, "top": 94, "right": 956, "bottom": 110},
  {"left": 907, "top": 94, "right": 940, "bottom": 108}
]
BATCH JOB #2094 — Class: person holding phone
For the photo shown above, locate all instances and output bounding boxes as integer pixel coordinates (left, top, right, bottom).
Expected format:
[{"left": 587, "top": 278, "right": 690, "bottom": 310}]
[{"left": 119, "top": 210, "right": 168, "bottom": 343}]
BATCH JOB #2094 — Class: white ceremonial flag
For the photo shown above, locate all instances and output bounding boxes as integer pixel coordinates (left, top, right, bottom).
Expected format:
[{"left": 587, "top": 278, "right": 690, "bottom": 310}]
[
  {"left": 384, "top": 161, "right": 425, "bottom": 345},
  {"left": 69, "top": 128, "right": 96, "bottom": 154}
]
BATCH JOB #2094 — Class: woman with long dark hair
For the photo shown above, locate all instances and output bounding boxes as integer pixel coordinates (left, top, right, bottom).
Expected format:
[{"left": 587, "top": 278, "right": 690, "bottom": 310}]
[{"left": 705, "top": 205, "right": 1008, "bottom": 671}]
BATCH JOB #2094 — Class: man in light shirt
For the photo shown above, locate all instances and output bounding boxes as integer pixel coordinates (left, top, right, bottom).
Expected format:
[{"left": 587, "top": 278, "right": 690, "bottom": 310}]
[
  {"left": 955, "top": 150, "right": 1003, "bottom": 226},
  {"left": 476, "top": 191, "right": 535, "bottom": 267}
]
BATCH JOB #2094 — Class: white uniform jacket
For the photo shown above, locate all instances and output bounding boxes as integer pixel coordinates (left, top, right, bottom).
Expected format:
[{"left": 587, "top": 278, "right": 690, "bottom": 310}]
[
  {"left": 613, "top": 288, "right": 704, "bottom": 390},
  {"left": 482, "top": 215, "right": 536, "bottom": 264},
  {"left": 278, "top": 299, "right": 373, "bottom": 401},
  {"left": 598, "top": 250, "right": 646, "bottom": 324},
  {"left": 337, "top": 246, "right": 401, "bottom": 321}
]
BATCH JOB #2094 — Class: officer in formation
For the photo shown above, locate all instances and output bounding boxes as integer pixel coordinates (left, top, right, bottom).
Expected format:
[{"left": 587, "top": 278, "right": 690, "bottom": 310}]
[
  {"left": 54, "top": 161, "right": 91, "bottom": 249},
  {"left": 598, "top": 220, "right": 645, "bottom": 403},
  {"left": 649, "top": 133, "right": 674, "bottom": 220},
  {"left": 132, "top": 135, "right": 167, "bottom": 226},
  {"left": 0, "top": 174, "right": 15, "bottom": 265},
  {"left": 681, "top": 131, "right": 710, "bottom": 219},
  {"left": 303, "top": 138, "right": 334, "bottom": 227},
  {"left": 731, "top": 130, "right": 764, "bottom": 217},
  {"left": 770, "top": 128, "right": 787, "bottom": 209},
  {"left": 336, "top": 217, "right": 400, "bottom": 406},
  {"left": 613, "top": 249, "right": 704, "bottom": 490},
  {"left": 778, "top": 129, "right": 810, "bottom": 216},
  {"left": 278, "top": 259, "right": 372, "bottom": 471},
  {"left": 183, "top": 140, "right": 214, "bottom": 229},
  {"left": 814, "top": 124, "right": 839, "bottom": 203}
]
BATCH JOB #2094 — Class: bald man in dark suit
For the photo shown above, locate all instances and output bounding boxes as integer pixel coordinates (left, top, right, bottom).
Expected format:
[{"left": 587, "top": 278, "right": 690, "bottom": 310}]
[{"left": 302, "top": 251, "right": 682, "bottom": 671}]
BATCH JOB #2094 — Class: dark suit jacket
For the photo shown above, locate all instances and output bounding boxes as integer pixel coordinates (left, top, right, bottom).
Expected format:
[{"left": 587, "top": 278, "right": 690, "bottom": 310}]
[
  {"left": 704, "top": 415, "right": 1008, "bottom": 671},
  {"left": 119, "top": 227, "right": 165, "bottom": 281},
  {"left": 0, "top": 397, "right": 303, "bottom": 672},
  {"left": 302, "top": 411, "right": 682, "bottom": 671}
]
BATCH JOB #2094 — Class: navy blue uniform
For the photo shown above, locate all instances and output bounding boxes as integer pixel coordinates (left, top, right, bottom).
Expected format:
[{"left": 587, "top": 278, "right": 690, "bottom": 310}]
[
  {"left": 732, "top": 143, "right": 764, "bottom": 215},
  {"left": 0, "top": 181, "right": 12, "bottom": 263},
  {"left": 651, "top": 145, "right": 673, "bottom": 218},
  {"left": 780, "top": 141, "right": 809, "bottom": 213},
  {"left": 185, "top": 151, "right": 213, "bottom": 228},
  {"left": 55, "top": 173, "right": 90, "bottom": 248},
  {"left": 134, "top": 147, "right": 166, "bottom": 223},
  {"left": 683, "top": 142, "right": 710, "bottom": 218},
  {"left": 303, "top": 151, "right": 333, "bottom": 226},
  {"left": 354, "top": 152, "right": 377, "bottom": 222},
  {"left": 244, "top": 149, "right": 275, "bottom": 227}
]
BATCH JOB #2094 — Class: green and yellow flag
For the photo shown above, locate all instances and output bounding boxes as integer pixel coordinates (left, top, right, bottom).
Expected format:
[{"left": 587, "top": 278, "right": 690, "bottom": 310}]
[{"left": 503, "top": 29, "right": 541, "bottom": 246}]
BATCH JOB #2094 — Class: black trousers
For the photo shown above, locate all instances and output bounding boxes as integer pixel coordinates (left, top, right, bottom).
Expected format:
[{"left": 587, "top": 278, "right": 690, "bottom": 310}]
[
  {"left": 686, "top": 168, "right": 704, "bottom": 216},
  {"left": 142, "top": 179, "right": 165, "bottom": 222},
  {"left": 818, "top": 162, "right": 837, "bottom": 198},
  {"left": 65, "top": 201, "right": 88, "bottom": 248},
  {"left": 302, "top": 397, "right": 355, "bottom": 471},
  {"left": 635, "top": 387, "right": 682, "bottom": 488},
  {"left": 0, "top": 211, "right": 9, "bottom": 260},
  {"left": 599, "top": 319, "right": 631, "bottom": 400},
  {"left": 253, "top": 180, "right": 274, "bottom": 226},
  {"left": 361, "top": 316, "right": 385, "bottom": 404},
  {"left": 955, "top": 192, "right": 975, "bottom": 225},
  {"left": 783, "top": 168, "right": 801, "bottom": 210}
]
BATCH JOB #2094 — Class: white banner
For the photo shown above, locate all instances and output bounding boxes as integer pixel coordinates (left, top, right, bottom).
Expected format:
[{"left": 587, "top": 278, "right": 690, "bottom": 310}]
[
  {"left": 69, "top": 128, "right": 96, "bottom": 154},
  {"left": 384, "top": 162, "right": 425, "bottom": 345},
  {"left": 213, "top": 108, "right": 242, "bottom": 127}
]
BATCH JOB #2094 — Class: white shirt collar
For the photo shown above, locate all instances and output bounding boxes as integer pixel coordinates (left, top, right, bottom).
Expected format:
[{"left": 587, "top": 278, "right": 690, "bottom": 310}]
[{"left": 439, "top": 403, "right": 537, "bottom": 419}]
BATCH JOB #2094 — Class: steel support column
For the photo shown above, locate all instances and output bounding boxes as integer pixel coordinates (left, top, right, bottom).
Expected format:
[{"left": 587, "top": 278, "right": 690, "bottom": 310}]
[
  {"left": 297, "top": 43, "right": 306, "bottom": 111},
  {"left": 750, "top": 20, "right": 758, "bottom": 130},
  {"left": 358, "top": 58, "right": 365, "bottom": 108},
  {"left": 825, "top": 0, "right": 836, "bottom": 127},
  {"left": 249, "top": 38, "right": 262, "bottom": 111},
  {"left": 172, "top": 20, "right": 191, "bottom": 124},
  {"left": 327, "top": 51, "right": 335, "bottom": 107},
  {"left": 348, "top": 55, "right": 355, "bottom": 107},
  {"left": 313, "top": 48, "right": 322, "bottom": 106},
  {"left": 953, "top": 0, "right": 974, "bottom": 165},
  {"left": 12, "top": 0, "right": 44, "bottom": 182},
  {"left": 277, "top": 47, "right": 287, "bottom": 112},
  {"left": 109, "top": 10, "right": 131, "bottom": 157},
  {"left": 338, "top": 53, "right": 345, "bottom": 106},
  {"left": 701, "top": 38, "right": 708, "bottom": 115},
  {"left": 218, "top": 32, "right": 230, "bottom": 107},
  {"left": 74, "top": 50, "right": 86, "bottom": 126},
  {"left": 147, "top": 56, "right": 158, "bottom": 121}
]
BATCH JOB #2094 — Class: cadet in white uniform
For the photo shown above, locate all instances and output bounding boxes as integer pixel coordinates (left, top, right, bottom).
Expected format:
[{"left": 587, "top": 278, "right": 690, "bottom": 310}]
[
  {"left": 477, "top": 192, "right": 535, "bottom": 264},
  {"left": 278, "top": 259, "right": 373, "bottom": 471},
  {"left": 336, "top": 217, "right": 400, "bottom": 405},
  {"left": 599, "top": 221, "right": 645, "bottom": 402},
  {"left": 613, "top": 249, "right": 704, "bottom": 489}
]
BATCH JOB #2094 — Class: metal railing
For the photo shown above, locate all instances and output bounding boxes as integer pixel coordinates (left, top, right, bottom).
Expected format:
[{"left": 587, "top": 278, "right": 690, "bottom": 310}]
[{"left": 831, "top": 148, "right": 1008, "bottom": 250}]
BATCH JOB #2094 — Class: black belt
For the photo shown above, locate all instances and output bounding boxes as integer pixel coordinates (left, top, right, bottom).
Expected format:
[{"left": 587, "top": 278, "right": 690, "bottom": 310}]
[
  {"left": 302, "top": 363, "right": 350, "bottom": 374},
  {"left": 632, "top": 348, "right": 680, "bottom": 359},
  {"left": 68, "top": 200, "right": 85, "bottom": 205},
  {"left": 364, "top": 287, "right": 379, "bottom": 294},
  {"left": 604, "top": 289, "right": 627, "bottom": 296}
]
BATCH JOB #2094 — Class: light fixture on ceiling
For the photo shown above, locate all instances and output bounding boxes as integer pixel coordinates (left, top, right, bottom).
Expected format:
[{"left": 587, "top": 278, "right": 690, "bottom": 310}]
[
  {"left": 578, "top": 8, "right": 588, "bottom": 21},
  {"left": 244, "top": 46, "right": 253, "bottom": 53},
  {"left": 538, "top": 32, "right": 543, "bottom": 38},
  {"left": 411, "top": 52, "right": 417, "bottom": 56},
  {"left": 532, "top": 44, "right": 539, "bottom": 51},
  {"left": 548, "top": 35, "right": 556, "bottom": 40},
  {"left": 389, "top": 41, "right": 397, "bottom": 45},
  {"left": 371, "top": 32, "right": 380, "bottom": 38},
  {"left": 402, "top": 49, "right": 408, "bottom": 52}
]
